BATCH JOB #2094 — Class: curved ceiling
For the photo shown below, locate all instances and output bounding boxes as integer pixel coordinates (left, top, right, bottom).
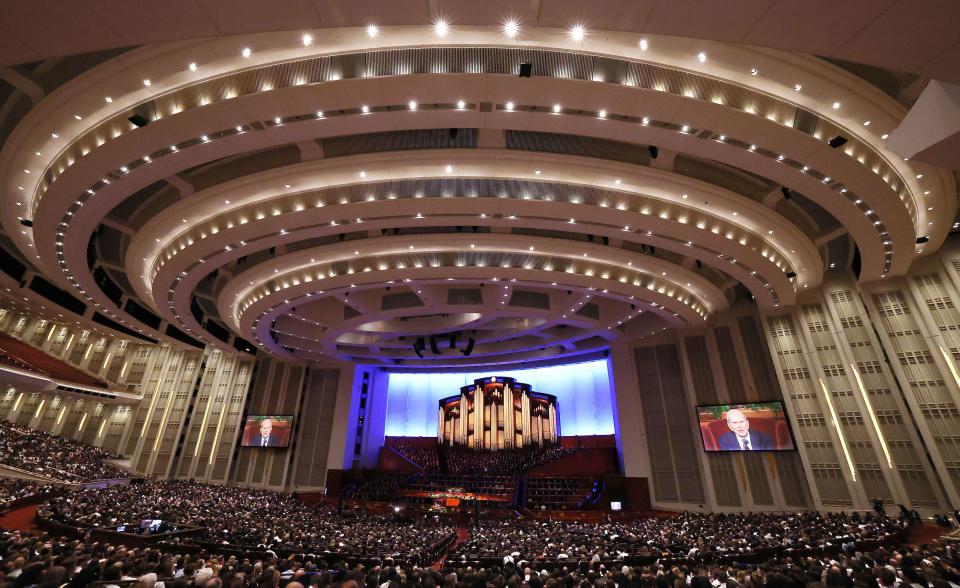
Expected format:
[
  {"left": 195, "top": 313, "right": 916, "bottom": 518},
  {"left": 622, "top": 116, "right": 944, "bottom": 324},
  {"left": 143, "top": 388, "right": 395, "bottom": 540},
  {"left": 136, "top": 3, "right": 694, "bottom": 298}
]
[
  {"left": 2, "top": 1, "right": 959, "bottom": 84},
  {"left": 0, "top": 24, "right": 956, "bottom": 369}
]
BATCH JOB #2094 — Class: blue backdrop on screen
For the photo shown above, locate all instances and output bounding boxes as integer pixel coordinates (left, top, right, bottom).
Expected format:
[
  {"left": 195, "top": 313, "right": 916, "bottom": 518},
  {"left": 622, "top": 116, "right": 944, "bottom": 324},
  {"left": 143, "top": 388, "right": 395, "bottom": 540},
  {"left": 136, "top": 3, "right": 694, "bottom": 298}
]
[{"left": 385, "top": 359, "right": 615, "bottom": 437}]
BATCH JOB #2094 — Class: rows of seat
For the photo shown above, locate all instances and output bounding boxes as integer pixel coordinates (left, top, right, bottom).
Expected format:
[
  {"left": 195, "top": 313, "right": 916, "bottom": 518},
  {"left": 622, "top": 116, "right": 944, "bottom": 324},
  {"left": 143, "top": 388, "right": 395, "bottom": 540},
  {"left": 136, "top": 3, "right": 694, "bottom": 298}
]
[{"left": 0, "top": 331, "right": 109, "bottom": 388}]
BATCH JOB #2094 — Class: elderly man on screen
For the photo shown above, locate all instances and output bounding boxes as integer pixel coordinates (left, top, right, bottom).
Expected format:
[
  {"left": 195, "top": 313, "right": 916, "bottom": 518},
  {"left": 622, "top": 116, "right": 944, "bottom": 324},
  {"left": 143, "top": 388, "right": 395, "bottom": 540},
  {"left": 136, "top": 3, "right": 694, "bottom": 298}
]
[
  {"left": 716, "top": 408, "right": 774, "bottom": 450},
  {"left": 256, "top": 417, "right": 280, "bottom": 447}
]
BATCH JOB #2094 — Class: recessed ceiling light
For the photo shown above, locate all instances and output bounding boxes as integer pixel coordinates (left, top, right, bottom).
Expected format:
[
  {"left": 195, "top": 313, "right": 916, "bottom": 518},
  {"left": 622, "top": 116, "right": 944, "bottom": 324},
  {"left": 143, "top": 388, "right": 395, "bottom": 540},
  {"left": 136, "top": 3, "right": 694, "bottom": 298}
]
[
  {"left": 505, "top": 101, "right": 515, "bottom": 111},
  {"left": 794, "top": 83, "right": 802, "bottom": 91},
  {"left": 750, "top": 67, "right": 758, "bottom": 76},
  {"left": 408, "top": 100, "right": 417, "bottom": 110},
  {"left": 552, "top": 103, "right": 561, "bottom": 113},
  {"left": 361, "top": 105, "right": 370, "bottom": 113},
  {"left": 881, "top": 134, "right": 889, "bottom": 140},
  {"left": 105, "top": 96, "right": 113, "bottom": 103},
  {"left": 598, "top": 109, "right": 607, "bottom": 118},
  {"left": 503, "top": 19, "right": 519, "bottom": 38},
  {"left": 189, "top": 62, "right": 197, "bottom": 71},
  {"left": 832, "top": 101, "right": 841, "bottom": 109},
  {"left": 568, "top": 24, "right": 586, "bottom": 41},
  {"left": 142, "top": 79, "right": 151, "bottom": 87},
  {"left": 302, "top": 33, "right": 313, "bottom": 46},
  {"left": 697, "top": 51, "right": 707, "bottom": 63},
  {"left": 863, "top": 120, "right": 871, "bottom": 126},
  {"left": 456, "top": 100, "right": 466, "bottom": 109},
  {"left": 242, "top": 47, "right": 252, "bottom": 58},
  {"left": 433, "top": 18, "right": 449, "bottom": 37},
  {"left": 639, "top": 38, "right": 648, "bottom": 50},
  {"left": 681, "top": 125, "right": 690, "bottom": 133}
]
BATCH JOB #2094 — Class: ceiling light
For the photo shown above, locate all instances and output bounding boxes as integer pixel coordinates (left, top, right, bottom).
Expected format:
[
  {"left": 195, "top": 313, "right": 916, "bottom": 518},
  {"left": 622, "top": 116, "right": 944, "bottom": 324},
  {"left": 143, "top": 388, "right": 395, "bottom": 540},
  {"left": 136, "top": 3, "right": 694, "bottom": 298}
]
[
  {"left": 361, "top": 105, "right": 370, "bottom": 113},
  {"left": 445, "top": 165, "right": 453, "bottom": 173},
  {"left": 750, "top": 67, "right": 758, "bottom": 76},
  {"left": 433, "top": 18, "right": 449, "bottom": 37},
  {"left": 681, "top": 125, "right": 690, "bottom": 133},
  {"left": 697, "top": 51, "right": 706, "bottom": 63},
  {"left": 302, "top": 33, "right": 313, "bottom": 46},
  {"left": 641, "top": 117, "right": 649, "bottom": 125},
  {"left": 552, "top": 103, "right": 561, "bottom": 113},
  {"left": 597, "top": 109, "right": 607, "bottom": 118},
  {"left": 105, "top": 96, "right": 113, "bottom": 103},
  {"left": 142, "top": 79, "right": 151, "bottom": 87},
  {"left": 639, "top": 38, "right": 648, "bottom": 50},
  {"left": 242, "top": 47, "right": 252, "bottom": 58},
  {"left": 794, "top": 83, "right": 802, "bottom": 91},
  {"left": 505, "top": 101, "right": 515, "bottom": 111},
  {"left": 568, "top": 24, "right": 586, "bottom": 41},
  {"left": 916, "top": 173, "right": 923, "bottom": 179},
  {"left": 456, "top": 99, "right": 466, "bottom": 109},
  {"left": 503, "top": 19, "right": 519, "bottom": 38},
  {"left": 881, "top": 134, "right": 889, "bottom": 140},
  {"left": 359, "top": 171, "right": 367, "bottom": 178},
  {"left": 366, "top": 24, "right": 379, "bottom": 37},
  {"left": 408, "top": 100, "right": 418, "bottom": 110},
  {"left": 189, "top": 62, "right": 197, "bottom": 71},
  {"left": 863, "top": 120, "right": 870, "bottom": 126},
  {"left": 832, "top": 101, "right": 840, "bottom": 109}
]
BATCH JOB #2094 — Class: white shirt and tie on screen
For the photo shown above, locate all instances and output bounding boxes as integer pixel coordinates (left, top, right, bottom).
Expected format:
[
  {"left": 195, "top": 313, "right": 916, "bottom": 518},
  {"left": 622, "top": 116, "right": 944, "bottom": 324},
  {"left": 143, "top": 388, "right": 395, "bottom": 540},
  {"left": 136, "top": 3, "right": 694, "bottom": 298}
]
[{"left": 715, "top": 408, "right": 775, "bottom": 451}]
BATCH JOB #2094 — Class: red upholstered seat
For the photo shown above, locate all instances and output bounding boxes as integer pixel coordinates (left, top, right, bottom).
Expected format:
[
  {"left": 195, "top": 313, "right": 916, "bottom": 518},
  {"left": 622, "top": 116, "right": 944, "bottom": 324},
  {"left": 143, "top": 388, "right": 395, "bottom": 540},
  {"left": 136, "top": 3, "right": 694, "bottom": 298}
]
[{"left": 0, "top": 331, "right": 109, "bottom": 389}]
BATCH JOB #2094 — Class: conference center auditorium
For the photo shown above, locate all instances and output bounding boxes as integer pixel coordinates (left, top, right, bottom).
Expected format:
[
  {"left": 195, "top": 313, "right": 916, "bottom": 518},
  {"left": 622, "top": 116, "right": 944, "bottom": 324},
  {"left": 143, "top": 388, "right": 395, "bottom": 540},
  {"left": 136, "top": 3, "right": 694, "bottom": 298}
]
[{"left": 4, "top": 1, "right": 960, "bottom": 586}]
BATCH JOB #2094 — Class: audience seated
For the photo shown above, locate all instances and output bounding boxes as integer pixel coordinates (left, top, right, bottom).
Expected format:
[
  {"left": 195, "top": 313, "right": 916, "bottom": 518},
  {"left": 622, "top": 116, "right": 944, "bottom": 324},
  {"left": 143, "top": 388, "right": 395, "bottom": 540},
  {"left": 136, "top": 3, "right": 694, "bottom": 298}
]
[
  {"left": 40, "top": 479, "right": 456, "bottom": 561},
  {"left": 2, "top": 503, "right": 949, "bottom": 588},
  {"left": 392, "top": 445, "right": 440, "bottom": 471},
  {"left": 0, "top": 420, "right": 126, "bottom": 483},
  {"left": 442, "top": 444, "right": 578, "bottom": 475},
  {"left": 0, "top": 478, "right": 53, "bottom": 511}
]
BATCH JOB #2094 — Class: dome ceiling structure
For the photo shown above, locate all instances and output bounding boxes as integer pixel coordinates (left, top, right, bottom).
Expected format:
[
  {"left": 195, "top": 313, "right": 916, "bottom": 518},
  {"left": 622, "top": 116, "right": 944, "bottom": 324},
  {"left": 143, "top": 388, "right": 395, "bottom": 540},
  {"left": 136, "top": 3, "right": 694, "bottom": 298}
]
[{"left": 0, "top": 23, "right": 956, "bottom": 370}]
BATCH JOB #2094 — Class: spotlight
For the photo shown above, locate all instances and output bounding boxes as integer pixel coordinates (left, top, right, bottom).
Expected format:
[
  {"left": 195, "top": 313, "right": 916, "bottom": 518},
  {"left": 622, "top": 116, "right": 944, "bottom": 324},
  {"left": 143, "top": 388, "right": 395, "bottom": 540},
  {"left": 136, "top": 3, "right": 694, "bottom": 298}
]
[
  {"left": 429, "top": 335, "right": 441, "bottom": 355},
  {"left": 648, "top": 145, "right": 659, "bottom": 159},
  {"left": 519, "top": 63, "right": 532, "bottom": 78},
  {"left": 462, "top": 338, "right": 476, "bottom": 356},
  {"left": 828, "top": 136, "right": 848, "bottom": 149}
]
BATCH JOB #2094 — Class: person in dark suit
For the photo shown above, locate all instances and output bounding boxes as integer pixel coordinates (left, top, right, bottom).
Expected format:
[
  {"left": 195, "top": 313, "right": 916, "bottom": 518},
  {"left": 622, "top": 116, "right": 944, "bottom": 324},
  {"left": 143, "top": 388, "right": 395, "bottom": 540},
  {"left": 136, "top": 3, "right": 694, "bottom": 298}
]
[
  {"left": 255, "top": 417, "right": 281, "bottom": 447},
  {"left": 716, "top": 409, "right": 774, "bottom": 450}
]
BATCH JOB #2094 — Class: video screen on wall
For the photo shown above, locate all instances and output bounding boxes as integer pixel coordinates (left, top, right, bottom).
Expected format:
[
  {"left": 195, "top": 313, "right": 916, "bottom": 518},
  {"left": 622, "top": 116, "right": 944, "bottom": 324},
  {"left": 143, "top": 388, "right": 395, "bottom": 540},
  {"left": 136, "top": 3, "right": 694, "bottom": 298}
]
[
  {"left": 240, "top": 415, "right": 294, "bottom": 448},
  {"left": 697, "top": 402, "right": 795, "bottom": 452}
]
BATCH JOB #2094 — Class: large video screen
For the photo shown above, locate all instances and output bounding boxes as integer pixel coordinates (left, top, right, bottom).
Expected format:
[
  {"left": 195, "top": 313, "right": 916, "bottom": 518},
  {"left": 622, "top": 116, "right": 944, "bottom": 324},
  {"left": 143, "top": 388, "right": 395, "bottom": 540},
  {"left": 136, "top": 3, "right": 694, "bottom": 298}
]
[
  {"left": 697, "top": 402, "right": 795, "bottom": 452},
  {"left": 240, "top": 415, "right": 294, "bottom": 448}
]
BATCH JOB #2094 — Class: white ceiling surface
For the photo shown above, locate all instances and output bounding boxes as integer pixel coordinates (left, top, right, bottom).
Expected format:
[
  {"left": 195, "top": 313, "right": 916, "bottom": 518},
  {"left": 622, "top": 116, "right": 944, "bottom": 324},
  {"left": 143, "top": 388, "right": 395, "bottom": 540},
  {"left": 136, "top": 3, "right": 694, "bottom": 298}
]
[{"left": 2, "top": 0, "right": 960, "bottom": 83}]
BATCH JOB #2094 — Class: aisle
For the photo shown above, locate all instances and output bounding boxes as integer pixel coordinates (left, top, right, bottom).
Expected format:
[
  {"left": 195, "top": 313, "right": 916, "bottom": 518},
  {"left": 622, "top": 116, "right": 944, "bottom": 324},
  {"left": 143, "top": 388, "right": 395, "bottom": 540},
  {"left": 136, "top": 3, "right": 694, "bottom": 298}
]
[
  {"left": 0, "top": 504, "right": 40, "bottom": 533},
  {"left": 432, "top": 526, "right": 471, "bottom": 571}
]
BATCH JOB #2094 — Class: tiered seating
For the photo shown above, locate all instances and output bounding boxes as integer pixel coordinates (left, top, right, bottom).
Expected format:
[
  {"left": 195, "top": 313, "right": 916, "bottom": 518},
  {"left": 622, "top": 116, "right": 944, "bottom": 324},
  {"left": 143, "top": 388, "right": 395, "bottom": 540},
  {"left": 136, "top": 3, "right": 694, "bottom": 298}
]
[
  {"left": 0, "top": 478, "right": 54, "bottom": 511},
  {"left": 526, "top": 476, "right": 593, "bottom": 509},
  {"left": 392, "top": 444, "right": 440, "bottom": 470},
  {"left": 442, "top": 444, "right": 579, "bottom": 474},
  {"left": 0, "top": 421, "right": 126, "bottom": 482},
  {"left": 0, "top": 331, "right": 109, "bottom": 388}
]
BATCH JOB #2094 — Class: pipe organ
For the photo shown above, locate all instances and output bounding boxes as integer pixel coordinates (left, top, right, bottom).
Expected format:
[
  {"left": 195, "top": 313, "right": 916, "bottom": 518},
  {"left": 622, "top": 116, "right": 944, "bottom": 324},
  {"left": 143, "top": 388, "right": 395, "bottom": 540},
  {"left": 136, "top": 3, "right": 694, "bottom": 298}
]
[{"left": 437, "top": 376, "right": 559, "bottom": 449}]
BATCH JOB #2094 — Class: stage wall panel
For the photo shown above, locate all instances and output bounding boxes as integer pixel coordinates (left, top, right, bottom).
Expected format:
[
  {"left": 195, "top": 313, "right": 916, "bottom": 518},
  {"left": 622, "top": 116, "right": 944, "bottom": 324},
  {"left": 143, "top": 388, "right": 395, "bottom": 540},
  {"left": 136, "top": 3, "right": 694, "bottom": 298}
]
[{"left": 384, "top": 360, "right": 615, "bottom": 439}]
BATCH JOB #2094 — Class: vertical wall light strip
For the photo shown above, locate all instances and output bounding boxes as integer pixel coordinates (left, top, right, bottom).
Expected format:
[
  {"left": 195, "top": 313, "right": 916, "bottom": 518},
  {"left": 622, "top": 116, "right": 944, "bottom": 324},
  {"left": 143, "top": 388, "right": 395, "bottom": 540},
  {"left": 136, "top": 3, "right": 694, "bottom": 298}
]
[
  {"left": 78, "top": 412, "right": 88, "bottom": 432},
  {"left": 119, "top": 361, "right": 128, "bottom": 379},
  {"left": 84, "top": 343, "right": 93, "bottom": 360},
  {"left": 818, "top": 378, "right": 857, "bottom": 482},
  {"left": 97, "top": 415, "right": 108, "bottom": 438},
  {"left": 194, "top": 393, "right": 214, "bottom": 457},
  {"left": 152, "top": 375, "right": 179, "bottom": 452},
  {"left": 47, "top": 323, "right": 56, "bottom": 341},
  {"left": 12, "top": 392, "right": 23, "bottom": 412},
  {"left": 850, "top": 363, "right": 893, "bottom": 468},
  {"left": 34, "top": 399, "right": 46, "bottom": 419},
  {"left": 207, "top": 391, "right": 231, "bottom": 465},
  {"left": 140, "top": 352, "right": 168, "bottom": 436},
  {"left": 56, "top": 405, "right": 66, "bottom": 425},
  {"left": 938, "top": 346, "right": 960, "bottom": 390}
]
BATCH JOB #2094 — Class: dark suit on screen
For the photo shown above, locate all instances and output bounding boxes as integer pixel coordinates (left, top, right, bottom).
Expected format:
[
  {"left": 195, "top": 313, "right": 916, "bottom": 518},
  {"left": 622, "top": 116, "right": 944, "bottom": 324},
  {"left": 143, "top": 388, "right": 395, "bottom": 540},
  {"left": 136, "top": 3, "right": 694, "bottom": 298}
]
[
  {"left": 255, "top": 434, "right": 281, "bottom": 447},
  {"left": 716, "top": 430, "right": 774, "bottom": 451}
]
